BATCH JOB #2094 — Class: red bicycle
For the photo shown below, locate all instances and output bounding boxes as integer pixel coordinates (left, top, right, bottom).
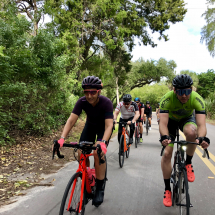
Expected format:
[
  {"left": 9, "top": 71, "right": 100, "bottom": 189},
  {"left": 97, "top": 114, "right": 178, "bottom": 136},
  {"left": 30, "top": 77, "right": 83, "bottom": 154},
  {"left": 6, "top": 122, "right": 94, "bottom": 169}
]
[{"left": 52, "top": 140, "right": 107, "bottom": 215}]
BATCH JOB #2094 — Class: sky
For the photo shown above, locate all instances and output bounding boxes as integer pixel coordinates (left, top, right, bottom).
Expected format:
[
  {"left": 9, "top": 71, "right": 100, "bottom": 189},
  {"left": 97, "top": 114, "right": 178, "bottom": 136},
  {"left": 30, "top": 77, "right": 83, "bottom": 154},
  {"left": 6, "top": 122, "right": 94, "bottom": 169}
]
[{"left": 131, "top": 0, "right": 215, "bottom": 74}]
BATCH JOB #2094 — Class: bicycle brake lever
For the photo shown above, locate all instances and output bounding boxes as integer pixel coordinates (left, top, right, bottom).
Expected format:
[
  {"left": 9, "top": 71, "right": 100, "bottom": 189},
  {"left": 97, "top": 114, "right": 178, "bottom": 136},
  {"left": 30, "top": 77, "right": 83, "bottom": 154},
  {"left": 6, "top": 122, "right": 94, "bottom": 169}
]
[
  {"left": 203, "top": 149, "right": 210, "bottom": 159},
  {"left": 97, "top": 144, "right": 105, "bottom": 165},
  {"left": 53, "top": 140, "right": 64, "bottom": 159},
  {"left": 160, "top": 146, "right": 165, "bottom": 156}
]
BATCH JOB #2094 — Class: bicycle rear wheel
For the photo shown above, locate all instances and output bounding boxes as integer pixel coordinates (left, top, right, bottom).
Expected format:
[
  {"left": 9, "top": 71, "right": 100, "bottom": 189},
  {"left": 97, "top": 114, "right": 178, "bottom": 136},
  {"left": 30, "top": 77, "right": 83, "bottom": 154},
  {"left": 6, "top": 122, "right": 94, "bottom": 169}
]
[
  {"left": 178, "top": 169, "right": 190, "bottom": 215},
  {"left": 135, "top": 127, "right": 138, "bottom": 148},
  {"left": 59, "top": 172, "right": 86, "bottom": 215},
  {"left": 119, "top": 135, "right": 125, "bottom": 168}
]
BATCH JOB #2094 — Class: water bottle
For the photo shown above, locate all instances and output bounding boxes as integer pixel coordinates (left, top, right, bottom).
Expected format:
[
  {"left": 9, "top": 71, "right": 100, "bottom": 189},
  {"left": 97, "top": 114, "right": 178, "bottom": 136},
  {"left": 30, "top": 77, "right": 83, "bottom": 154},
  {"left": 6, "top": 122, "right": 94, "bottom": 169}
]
[{"left": 87, "top": 167, "right": 95, "bottom": 187}]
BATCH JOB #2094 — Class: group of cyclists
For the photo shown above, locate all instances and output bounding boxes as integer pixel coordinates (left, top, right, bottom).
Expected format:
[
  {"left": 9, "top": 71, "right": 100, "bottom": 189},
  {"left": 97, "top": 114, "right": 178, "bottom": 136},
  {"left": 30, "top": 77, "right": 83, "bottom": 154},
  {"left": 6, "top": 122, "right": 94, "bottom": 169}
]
[{"left": 55, "top": 74, "right": 210, "bottom": 208}]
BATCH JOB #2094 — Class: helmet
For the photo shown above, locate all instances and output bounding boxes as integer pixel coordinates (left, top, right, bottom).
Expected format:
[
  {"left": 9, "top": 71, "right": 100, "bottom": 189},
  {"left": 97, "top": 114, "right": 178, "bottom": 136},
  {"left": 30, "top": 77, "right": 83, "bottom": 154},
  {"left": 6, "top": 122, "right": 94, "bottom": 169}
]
[
  {"left": 172, "top": 74, "right": 193, "bottom": 89},
  {"left": 146, "top": 101, "right": 150, "bottom": 104},
  {"left": 134, "top": 97, "right": 140, "bottom": 102},
  {"left": 123, "top": 94, "right": 132, "bottom": 102},
  {"left": 82, "top": 76, "right": 103, "bottom": 89}
]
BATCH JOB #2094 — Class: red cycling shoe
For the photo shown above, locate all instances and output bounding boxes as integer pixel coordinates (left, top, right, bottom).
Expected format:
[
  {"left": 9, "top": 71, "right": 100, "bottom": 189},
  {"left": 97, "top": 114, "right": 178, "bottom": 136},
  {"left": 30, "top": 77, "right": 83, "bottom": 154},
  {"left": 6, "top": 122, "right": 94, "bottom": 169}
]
[
  {"left": 186, "top": 164, "right": 195, "bottom": 182},
  {"left": 163, "top": 190, "right": 172, "bottom": 207}
]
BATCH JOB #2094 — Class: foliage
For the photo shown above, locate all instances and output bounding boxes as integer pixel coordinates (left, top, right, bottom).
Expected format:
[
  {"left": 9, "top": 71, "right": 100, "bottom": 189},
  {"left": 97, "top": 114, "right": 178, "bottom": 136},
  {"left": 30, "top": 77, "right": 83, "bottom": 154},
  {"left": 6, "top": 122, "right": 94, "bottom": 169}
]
[
  {"left": 201, "top": 0, "right": 215, "bottom": 57},
  {"left": 205, "top": 92, "right": 215, "bottom": 119},
  {"left": 197, "top": 69, "right": 215, "bottom": 98},
  {"left": 130, "top": 83, "right": 170, "bottom": 111}
]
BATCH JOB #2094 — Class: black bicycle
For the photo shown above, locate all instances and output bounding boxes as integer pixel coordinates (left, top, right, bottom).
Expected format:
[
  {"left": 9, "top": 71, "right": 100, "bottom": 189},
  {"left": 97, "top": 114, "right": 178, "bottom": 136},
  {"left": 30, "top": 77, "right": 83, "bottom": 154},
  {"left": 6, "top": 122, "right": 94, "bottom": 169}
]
[
  {"left": 135, "top": 121, "right": 140, "bottom": 148},
  {"left": 160, "top": 130, "right": 210, "bottom": 215},
  {"left": 145, "top": 116, "right": 150, "bottom": 135}
]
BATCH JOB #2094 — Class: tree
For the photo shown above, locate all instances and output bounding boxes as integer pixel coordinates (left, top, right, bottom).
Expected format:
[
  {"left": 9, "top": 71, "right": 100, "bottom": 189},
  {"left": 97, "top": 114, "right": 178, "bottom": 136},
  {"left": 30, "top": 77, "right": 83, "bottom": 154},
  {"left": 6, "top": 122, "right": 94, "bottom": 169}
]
[
  {"left": 197, "top": 69, "right": 215, "bottom": 98},
  {"left": 45, "top": 0, "right": 187, "bottom": 83},
  {"left": 201, "top": 0, "right": 215, "bottom": 57},
  {"left": 14, "top": 0, "right": 45, "bottom": 36}
]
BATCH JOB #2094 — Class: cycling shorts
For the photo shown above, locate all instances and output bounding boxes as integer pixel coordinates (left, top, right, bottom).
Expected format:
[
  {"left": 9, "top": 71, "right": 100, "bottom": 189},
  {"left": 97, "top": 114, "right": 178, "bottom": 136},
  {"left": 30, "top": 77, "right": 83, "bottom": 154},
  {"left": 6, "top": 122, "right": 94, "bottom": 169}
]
[
  {"left": 137, "top": 116, "right": 143, "bottom": 123},
  {"left": 168, "top": 114, "right": 197, "bottom": 147}
]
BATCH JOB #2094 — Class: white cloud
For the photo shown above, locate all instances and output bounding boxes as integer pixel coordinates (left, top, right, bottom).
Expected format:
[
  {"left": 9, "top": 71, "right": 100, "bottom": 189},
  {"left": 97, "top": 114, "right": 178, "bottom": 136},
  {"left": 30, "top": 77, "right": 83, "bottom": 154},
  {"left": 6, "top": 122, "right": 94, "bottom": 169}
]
[{"left": 131, "top": 0, "right": 214, "bottom": 74}]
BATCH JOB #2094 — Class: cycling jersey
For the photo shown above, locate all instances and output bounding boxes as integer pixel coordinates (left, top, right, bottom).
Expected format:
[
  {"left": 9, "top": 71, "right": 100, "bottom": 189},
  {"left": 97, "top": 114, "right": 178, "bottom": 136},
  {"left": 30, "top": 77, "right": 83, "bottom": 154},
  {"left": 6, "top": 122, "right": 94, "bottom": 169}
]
[
  {"left": 137, "top": 102, "right": 145, "bottom": 116},
  {"left": 116, "top": 101, "right": 138, "bottom": 119},
  {"left": 160, "top": 91, "right": 206, "bottom": 121},
  {"left": 144, "top": 106, "right": 152, "bottom": 117},
  {"left": 72, "top": 95, "right": 113, "bottom": 125}
]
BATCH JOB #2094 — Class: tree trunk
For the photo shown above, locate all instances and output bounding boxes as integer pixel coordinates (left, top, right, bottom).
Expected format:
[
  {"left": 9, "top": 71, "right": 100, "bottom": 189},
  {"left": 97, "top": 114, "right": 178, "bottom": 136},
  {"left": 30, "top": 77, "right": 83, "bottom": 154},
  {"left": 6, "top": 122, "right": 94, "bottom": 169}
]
[{"left": 116, "top": 77, "right": 119, "bottom": 104}]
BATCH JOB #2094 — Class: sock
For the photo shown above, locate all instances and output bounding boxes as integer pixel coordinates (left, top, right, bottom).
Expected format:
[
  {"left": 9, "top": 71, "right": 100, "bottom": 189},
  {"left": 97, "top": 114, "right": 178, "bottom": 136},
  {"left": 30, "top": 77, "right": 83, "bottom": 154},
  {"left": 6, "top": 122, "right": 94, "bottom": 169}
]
[
  {"left": 186, "top": 154, "right": 193, "bottom": 165},
  {"left": 96, "top": 179, "right": 104, "bottom": 189},
  {"left": 140, "top": 134, "right": 142, "bottom": 138},
  {"left": 164, "top": 179, "right": 171, "bottom": 191}
]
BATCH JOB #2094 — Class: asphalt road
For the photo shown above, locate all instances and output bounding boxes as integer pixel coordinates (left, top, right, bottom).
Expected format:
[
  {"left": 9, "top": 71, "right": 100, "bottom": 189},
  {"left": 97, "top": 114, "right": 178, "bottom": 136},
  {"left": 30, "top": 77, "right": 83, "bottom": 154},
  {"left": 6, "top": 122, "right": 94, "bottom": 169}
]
[{"left": 1, "top": 113, "right": 215, "bottom": 215}]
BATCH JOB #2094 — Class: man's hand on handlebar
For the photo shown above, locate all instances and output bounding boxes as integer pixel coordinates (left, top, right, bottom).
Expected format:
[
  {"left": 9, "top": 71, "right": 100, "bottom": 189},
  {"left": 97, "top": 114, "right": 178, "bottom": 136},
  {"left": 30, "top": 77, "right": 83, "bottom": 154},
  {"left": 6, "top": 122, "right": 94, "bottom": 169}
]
[{"left": 196, "top": 137, "right": 210, "bottom": 149}]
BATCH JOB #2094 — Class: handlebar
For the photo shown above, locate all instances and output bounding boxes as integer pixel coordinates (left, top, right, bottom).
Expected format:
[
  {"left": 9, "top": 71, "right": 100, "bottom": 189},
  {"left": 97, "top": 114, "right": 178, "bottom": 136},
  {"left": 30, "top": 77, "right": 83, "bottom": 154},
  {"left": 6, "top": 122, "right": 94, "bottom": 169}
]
[
  {"left": 160, "top": 140, "right": 210, "bottom": 159},
  {"left": 52, "top": 140, "right": 105, "bottom": 164}
]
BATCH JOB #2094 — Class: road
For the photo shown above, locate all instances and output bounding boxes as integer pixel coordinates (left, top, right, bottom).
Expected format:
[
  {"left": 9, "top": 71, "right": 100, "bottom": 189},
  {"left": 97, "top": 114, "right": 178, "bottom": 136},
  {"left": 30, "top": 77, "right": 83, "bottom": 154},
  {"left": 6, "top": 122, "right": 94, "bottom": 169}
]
[{"left": 1, "top": 113, "right": 215, "bottom": 215}]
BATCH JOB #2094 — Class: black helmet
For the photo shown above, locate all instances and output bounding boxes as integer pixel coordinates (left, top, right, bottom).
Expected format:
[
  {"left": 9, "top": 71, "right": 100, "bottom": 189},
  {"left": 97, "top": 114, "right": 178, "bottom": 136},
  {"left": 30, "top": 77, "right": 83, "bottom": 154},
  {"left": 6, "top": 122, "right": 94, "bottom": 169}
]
[
  {"left": 134, "top": 97, "right": 140, "bottom": 102},
  {"left": 146, "top": 101, "right": 150, "bottom": 104},
  {"left": 172, "top": 74, "right": 193, "bottom": 89},
  {"left": 82, "top": 76, "right": 103, "bottom": 89},
  {"left": 123, "top": 94, "right": 132, "bottom": 102}
]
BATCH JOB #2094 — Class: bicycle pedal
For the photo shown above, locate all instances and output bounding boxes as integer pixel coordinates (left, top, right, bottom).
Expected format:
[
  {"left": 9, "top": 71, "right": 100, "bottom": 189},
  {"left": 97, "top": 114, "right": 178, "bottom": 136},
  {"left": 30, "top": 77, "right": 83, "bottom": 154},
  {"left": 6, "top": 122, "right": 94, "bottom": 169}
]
[{"left": 190, "top": 203, "right": 193, "bottom": 208}]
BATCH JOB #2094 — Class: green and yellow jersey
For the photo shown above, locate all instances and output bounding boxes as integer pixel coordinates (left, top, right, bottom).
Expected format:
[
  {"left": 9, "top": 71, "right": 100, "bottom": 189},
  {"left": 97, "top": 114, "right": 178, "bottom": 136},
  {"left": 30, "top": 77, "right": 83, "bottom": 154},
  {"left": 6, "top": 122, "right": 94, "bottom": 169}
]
[{"left": 160, "top": 91, "right": 206, "bottom": 121}]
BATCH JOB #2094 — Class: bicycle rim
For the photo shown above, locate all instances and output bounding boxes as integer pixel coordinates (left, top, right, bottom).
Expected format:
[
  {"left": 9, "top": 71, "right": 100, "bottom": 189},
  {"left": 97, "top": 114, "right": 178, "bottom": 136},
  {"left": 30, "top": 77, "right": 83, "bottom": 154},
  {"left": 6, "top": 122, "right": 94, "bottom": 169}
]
[
  {"left": 119, "top": 135, "right": 125, "bottom": 168},
  {"left": 178, "top": 169, "right": 190, "bottom": 215},
  {"left": 59, "top": 172, "right": 86, "bottom": 215},
  {"left": 172, "top": 152, "right": 179, "bottom": 207}
]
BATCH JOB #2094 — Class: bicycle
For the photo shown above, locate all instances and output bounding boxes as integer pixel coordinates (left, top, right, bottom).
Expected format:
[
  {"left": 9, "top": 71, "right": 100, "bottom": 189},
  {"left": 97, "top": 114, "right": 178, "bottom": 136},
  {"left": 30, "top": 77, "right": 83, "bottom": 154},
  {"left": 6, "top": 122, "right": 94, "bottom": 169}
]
[
  {"left": 160, "top": 129, "right": 210, "bottom": 215},
  {"left": 52, "top": 140, "right": 107, "bottom": 215},
  {"left": 134, "top": 120, "right": 141, "bottom": 148},
  {"left": 117, "top": 122, "right": 131, "bottom": 168},
  {"left": 145, "top": 116, "right": 150, "bottom": 135}
]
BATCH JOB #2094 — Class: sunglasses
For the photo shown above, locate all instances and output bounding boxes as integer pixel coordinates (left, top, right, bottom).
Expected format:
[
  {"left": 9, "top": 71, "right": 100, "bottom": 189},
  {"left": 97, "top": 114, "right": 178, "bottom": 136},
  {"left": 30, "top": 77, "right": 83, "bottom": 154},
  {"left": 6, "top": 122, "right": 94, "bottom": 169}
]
[
  {"left": 176, "top": 89, "right": 192, "bottom": 96},
  {"left": 84, "top": 90, "right": 99, "bottom": 96},
  {"left": 136, "top": 101, "right": 140, "bottom": 104},
  {"left": 123, "top": 102, "right": 130, "bottom": 105}
]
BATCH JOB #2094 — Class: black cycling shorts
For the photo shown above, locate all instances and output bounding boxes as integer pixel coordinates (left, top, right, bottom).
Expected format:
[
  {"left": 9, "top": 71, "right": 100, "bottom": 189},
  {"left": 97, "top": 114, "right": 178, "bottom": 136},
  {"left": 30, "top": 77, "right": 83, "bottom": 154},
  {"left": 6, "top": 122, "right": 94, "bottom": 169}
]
[
  {"left": 168, "top": 115, "right": 197, "bottom": 141},
  {"left": 80, "top": 121, "right": 105, "bottom": 143}
]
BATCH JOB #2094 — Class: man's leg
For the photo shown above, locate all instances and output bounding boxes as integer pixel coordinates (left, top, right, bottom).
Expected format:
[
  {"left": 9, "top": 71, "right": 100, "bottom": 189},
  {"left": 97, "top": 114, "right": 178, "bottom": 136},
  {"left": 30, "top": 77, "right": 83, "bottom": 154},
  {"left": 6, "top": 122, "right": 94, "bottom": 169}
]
[
  {"left": 161, "top": 145, "right": 174, "bottom": 207},
  {"left": 183, "top": 123, "right": 197, "bottom": 182},
  {"left": 139, "top": 121, "right": 143, "bottom": 142},
  {"left": 148, "top": 117, "right": 152, "bottom": 130}
]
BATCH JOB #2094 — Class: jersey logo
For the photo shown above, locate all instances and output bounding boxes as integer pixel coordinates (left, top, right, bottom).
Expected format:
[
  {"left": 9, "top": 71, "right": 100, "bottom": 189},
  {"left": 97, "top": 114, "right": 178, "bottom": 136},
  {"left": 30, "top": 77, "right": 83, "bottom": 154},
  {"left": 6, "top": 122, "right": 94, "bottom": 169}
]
[
  {"left": 161, "top": 98, "right": 170, "bottom": 108},
  {"left": 195, "top": 97, "right": 204, "bottom": 109}
]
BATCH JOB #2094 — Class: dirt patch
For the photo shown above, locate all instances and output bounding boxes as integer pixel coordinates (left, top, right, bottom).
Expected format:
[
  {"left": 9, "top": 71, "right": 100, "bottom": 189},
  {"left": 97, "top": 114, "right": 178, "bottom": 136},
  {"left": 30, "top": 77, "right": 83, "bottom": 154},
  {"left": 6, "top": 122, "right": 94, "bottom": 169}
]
[
  {"left": 0, "top": 119, "right": 85, "bottom": 207},
  {"left": 206, "top": 119, "right": 215, "bottom": 126}
]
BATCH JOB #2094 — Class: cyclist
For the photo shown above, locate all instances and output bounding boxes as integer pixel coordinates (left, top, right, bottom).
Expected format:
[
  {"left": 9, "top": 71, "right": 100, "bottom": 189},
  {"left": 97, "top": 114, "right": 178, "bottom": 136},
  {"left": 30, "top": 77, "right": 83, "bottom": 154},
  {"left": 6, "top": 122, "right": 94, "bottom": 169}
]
[
  {"left": 56, "top": 76, "right": 113, "bottom": 207},
  {"left": 159, "top": 74, "right": 210, "bottom": 207},
  {"left": 156, "top": 103, "right": 160, "bottom": 124},
  {"left": 114, "top": 94, "right": 140, "bottom": 145},
  {"left": 134, "top": 97, "right": 145, "bottom": 142},
  {"left": 144, "top": 101, "right": 152, "bottom": 130}
]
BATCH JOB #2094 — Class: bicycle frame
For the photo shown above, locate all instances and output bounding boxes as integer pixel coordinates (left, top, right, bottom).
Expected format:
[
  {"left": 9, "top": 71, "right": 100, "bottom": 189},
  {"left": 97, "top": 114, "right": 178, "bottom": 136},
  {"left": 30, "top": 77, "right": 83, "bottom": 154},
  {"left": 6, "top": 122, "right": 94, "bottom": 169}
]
[{"left": 68, "top": 153, "right": 93, "bottom": 213}]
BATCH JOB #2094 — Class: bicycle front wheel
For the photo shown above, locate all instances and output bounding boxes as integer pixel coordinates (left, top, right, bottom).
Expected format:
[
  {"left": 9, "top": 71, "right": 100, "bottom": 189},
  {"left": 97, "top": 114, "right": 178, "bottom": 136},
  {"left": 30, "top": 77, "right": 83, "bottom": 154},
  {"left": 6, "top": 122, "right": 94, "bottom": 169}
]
[
  {"left": 178, "top": 169, "right": 190, "bottom": 215},
  {"left": 119, "top": 135, "right": 125, "bottom": 168},
  {"left": 59, "top": 172, "right": 86, "bottom": 215},
  {"left": 135, "top": 127, "right": 138, "bottom": 148},
  {"left": 146, "top": 118, "right": 149, "bottom": 135}
]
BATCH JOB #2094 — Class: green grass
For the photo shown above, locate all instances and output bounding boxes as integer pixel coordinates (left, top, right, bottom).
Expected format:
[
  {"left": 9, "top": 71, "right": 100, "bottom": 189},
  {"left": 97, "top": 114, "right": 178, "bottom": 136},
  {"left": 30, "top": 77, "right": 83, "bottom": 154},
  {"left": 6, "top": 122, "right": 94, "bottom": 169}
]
[{"left": 113, "top": 112, "right": 121, "bottom": 134}]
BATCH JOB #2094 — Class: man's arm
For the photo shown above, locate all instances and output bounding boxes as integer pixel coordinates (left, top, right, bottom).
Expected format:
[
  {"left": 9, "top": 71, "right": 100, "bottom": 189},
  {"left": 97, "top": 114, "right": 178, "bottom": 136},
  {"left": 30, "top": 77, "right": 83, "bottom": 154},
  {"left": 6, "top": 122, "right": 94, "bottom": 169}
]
[
  {"left": 132, "top": 111, "right": 140, "bottom": 123},
  {"left": 196, "top": 114, "right": 207, "bottom": 137},
  {"left": 159, "top": 113, "right": 169, "bottom": 136},
  {"left": 113, "top": 109, "right": 120, "bottom": 122},
  {"left": 141, "top": 108, "right": 144, "bottom": 118},
  {"left": 61, "top": 113, "right": 79, "bottom": 138},
  {"left": 102, "top": 118, "right": 114, "bottom": 142}
]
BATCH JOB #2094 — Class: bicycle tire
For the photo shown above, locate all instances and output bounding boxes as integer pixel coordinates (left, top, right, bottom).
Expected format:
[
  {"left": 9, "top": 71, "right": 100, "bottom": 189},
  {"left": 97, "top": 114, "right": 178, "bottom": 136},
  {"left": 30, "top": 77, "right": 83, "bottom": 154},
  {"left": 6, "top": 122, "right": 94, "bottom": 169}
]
[
  {"left": 135, "top": 127, "right": 138, "bottom": 148},
  {"left": 119, "top": 135, "right": 125, "bottom": 168},
  {"left": 126, "top": 143, "right": 130, "bottom": 158},
  {"left": 172, "top": 152, "right": 179, "bottom": 206},
  {"left": 59, "top": 172, "right": 86, "bottom": 215},
  {"left": 146, "top": 118, "right": 149, "bottom": 135},
  {"left": 178, "top": 169, "right": 190, "bottom": 215}
]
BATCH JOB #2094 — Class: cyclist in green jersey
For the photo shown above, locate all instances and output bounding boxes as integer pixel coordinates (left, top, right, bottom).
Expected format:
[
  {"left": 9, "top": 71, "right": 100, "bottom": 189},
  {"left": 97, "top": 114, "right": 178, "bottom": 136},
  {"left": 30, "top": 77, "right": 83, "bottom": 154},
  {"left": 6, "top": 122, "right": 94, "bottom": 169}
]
[{"left": 159, "top": 74, "right": 210, "bottom": 207}]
